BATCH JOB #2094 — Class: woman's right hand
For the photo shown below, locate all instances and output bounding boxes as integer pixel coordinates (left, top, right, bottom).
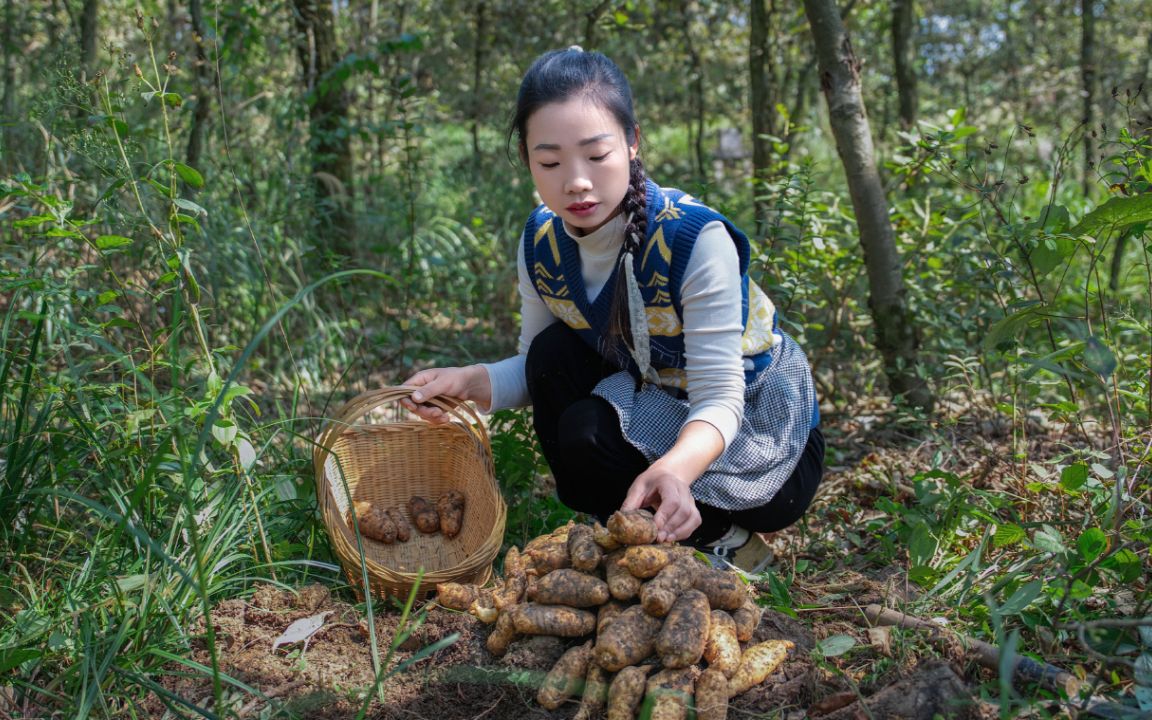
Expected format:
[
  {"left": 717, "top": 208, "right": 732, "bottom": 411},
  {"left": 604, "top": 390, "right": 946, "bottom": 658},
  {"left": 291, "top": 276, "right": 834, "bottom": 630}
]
[{"left": 399, "top": 365, "right": 492, "bottom": 423}]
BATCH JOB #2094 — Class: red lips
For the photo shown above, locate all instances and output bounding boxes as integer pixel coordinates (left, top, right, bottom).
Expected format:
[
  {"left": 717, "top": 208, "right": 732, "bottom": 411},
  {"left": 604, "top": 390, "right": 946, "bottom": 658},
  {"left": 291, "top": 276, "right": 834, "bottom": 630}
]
[{"left": 567, "top": 201, "right": 597, "bottom": 211}]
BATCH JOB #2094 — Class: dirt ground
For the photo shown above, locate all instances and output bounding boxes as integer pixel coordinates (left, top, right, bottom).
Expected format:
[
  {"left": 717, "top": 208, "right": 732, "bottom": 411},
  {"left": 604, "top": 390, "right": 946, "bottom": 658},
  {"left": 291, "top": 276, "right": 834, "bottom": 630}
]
[{"left": 151, "top": 412, "right": 1090, "bottom": 719}]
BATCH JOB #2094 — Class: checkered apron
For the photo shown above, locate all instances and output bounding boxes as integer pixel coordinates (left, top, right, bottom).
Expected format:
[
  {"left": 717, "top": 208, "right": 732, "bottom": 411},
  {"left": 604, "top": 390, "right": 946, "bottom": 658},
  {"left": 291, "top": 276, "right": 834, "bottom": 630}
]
[{"left": 592, "top": 331, "right": 816, "bottom": 511}]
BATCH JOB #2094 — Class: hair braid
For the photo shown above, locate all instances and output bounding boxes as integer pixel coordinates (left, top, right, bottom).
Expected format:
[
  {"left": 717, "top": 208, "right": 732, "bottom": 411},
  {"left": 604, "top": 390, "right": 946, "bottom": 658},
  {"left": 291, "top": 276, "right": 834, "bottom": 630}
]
[
  {"left": 607, "top": 157, "right": 649, "bottom": 357},
  {"left": 621, "top": 157, "right": 648, "bottom": 254}
]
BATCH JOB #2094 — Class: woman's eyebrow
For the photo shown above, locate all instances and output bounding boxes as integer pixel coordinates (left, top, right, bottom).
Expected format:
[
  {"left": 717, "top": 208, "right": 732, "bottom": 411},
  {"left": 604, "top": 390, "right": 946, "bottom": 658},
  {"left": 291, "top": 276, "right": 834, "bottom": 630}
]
[{"left": 532, "top": 133, "right": 614, "bottom": 151}]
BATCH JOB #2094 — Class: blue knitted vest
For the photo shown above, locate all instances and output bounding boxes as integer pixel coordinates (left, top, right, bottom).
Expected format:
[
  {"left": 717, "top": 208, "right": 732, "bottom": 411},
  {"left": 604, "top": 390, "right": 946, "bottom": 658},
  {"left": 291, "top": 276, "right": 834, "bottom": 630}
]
[{"left": 523, "top": 180, "right": 779, "bottom": 392}]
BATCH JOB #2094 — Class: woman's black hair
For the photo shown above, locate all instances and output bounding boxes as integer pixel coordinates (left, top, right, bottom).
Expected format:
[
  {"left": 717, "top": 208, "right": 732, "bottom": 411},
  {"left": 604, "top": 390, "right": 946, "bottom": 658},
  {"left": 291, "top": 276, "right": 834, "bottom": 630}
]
[{"left": 509, "top": 47, "right": 649, "bottom": 359}]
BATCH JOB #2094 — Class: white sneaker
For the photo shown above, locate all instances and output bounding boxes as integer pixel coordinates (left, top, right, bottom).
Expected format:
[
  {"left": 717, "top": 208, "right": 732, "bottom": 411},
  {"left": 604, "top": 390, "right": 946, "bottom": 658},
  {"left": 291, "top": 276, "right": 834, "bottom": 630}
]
[{"left": 696, "top": 526, "right": 775, "bottom": 575}]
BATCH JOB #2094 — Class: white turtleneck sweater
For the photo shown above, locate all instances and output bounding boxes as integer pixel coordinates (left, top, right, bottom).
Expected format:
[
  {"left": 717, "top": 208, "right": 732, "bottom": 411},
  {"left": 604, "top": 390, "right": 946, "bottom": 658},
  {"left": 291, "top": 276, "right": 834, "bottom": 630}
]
[{"left": 481, "top": 213, "right": 747, "bottom": 449}]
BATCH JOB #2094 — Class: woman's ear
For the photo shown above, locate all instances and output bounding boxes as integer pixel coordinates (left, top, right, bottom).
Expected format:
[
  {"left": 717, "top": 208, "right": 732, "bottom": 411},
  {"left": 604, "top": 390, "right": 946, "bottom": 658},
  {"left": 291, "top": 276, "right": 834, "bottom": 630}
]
[{"left": 629, "top": 125, "right": 641, "bottom": 160}]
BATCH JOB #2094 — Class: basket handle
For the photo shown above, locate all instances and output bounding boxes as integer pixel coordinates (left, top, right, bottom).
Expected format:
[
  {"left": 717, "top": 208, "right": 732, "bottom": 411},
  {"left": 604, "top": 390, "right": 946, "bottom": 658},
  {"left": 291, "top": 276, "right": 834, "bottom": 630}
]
[{"left": 313, "top": 385, "right": 490, "bottom": 466}]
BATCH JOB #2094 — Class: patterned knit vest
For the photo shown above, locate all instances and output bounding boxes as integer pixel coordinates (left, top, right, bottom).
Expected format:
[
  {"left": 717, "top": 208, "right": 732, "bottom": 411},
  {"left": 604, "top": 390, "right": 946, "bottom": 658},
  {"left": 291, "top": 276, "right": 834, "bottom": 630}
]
[{"left": 523, "top": 180, "right": 779, "bottom": 392}]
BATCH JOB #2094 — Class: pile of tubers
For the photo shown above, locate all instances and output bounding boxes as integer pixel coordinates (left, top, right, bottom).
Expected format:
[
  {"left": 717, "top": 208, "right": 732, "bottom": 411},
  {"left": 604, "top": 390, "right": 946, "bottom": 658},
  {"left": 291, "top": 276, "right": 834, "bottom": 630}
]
[
  {"left": 348, "top": 491, "right": 466, "bottom": 544},
  {"left": 436, "top": 509, "right": 793, "bottom": 720}
]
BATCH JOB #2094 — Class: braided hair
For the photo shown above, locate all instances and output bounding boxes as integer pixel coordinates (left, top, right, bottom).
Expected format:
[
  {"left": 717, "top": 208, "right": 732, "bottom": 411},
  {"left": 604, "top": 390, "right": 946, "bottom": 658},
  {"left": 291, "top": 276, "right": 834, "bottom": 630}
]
[
  {"left": 509, "top": 48, "right": 648, "bottom": 364},
  {"left": 609, "top": 157, "right": 649, "bottom": 343}
]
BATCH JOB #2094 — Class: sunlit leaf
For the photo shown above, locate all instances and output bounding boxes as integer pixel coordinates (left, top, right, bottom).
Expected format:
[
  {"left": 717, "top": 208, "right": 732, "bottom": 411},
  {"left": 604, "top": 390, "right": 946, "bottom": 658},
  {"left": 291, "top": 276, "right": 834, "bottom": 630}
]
[
  {"left": 212, "top": 419, "right": 238, "bottom": 446},
  {"left": 1032, "top": 525, "right": 1066, "bottom": 555},
  {"left": 173, "top": 163, "right": 204, "bottom": 188},
  {"left": 96, "top": 235, "right": 133, "bottom": 250},
  {"left": 237, "top": 438, "right": 257, "bottom": 471},
  {"left": 115, "top": 574, "right": 148, "bottom": 593},
  {"left": 45, "top": 228, "right": 82, "bottom": 238},
  {"left": 1077, "top": 528, "right": 1108, "bottom": 562},
  {"left": 173, "top": 198, "right": 208, "bottom": 216},
  {"left": 1070, "top": 194, "right": 1152, "bottom": 237},
  {"left": 1100, "top": 548, "right": 1141, "bottom": 583},
  {"left": 816, "top": 634, "right": 857, "bottom": 657},
  {"left": 1059, "top": 463, "right": 1089, "bottom": 492},
  {"left": 13, "top": 214, "right": 53, "bottom": 228},
  {"left": 993, "top": 523, "right": 1026, "bottom": 547}
]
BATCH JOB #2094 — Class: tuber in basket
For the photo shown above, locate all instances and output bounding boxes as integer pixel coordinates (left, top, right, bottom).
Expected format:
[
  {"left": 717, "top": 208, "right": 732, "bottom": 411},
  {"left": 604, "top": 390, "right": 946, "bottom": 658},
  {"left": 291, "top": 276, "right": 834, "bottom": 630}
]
[{"left": 313, "top": 386, "right": 506, "bottom": 599}]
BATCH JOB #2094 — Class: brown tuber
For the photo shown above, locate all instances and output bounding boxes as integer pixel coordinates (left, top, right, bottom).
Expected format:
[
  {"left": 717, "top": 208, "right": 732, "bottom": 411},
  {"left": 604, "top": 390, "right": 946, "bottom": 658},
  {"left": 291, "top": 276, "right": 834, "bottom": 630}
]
[
  {"left": 703, "top": 609, "right": 742, "bottom": 678},
  {"left": 727, "top": 639, "right": 794, "bottom": 697},
  {"left": 655, "top": 588, "right": 711, "bottom": 668},
  {"left": 503, "top": 545, "right": 525, "bottom": 578},
  {"left": 606, "top": 665, "right": 652, "bottom": 720},
  {"left": 349, "top": 501, "right": 397, "bottom": 543},
  {"left": 596, "top": 600, "right": 627, "bottom": 635},
  {"left": 694, "top": 668, "right": 729, "bottom": 720},
  {"left": 435, "top": 582, "right": 478, "bottom": 611},
  {"left": 493, "top": 572, "right": 527, "bottom": 610},
  {"left": 572, "top": 663, "right": 609, "bottom": 720},
  {"left": 511, "top": 603, "right": 596, "bottom": 637},
  {"left": 567, "top": 523, "right": 603, "bottom": 572},
  {"left": 592, "top": 520, "right": 621, "bottom": 551},
  {"left": 385, "top": 507, "right": 412, "bottom": 542},
  {"left": 640, "top": 557, "right": 700, "bottom": 617},
  {"left": 593, "top": 604, "right": 662, "bottom": 671},
  {"left": 605, "top": 549, "right": 642, "bottom": 601},
  {"left": 524, "top": 534, "right": 572, "bottom": 576},
  {"left": 692, "top": 567, "right": 748, "bottom": 610},
  {"left": 485, "top": 609, "right": 519, "bottom": 656},
  {"left": 468, "top": 588, "right": 498, "bottom": 624},
  {"left": 407, "top": 495, "right": 440, "bottom": 534},
  {"left": 527, "top": 568, "right": 610, "bottom": 607},
  {"left": 436, "top": 490, "right": 466, "bottom": 538},
  {"left": 731, "top": 597, "right": 764, "bottom": 643},
  {"left": 646, "top": 667, "right": 696, "bottom": 720},
  {"left": 537, "top": 640, "right": 594, "bottom": 710},
  {"left": 607, "top": 509, "right": 659, "bottom": 545},
  {"left": 620, "top": 543, "right": 689, "bottom": 579}
]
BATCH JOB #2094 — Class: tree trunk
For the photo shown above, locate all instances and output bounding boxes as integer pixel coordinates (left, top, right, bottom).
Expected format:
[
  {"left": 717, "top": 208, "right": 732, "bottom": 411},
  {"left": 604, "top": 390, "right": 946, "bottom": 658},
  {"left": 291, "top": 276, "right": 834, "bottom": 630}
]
[
  {"left": 750, "top": 0, "right": 780, "bottom": 235},
  {"left": 1, "top": 0, "right": 15, "bottom": 173},
  {"left": 80, "top": 0, "right": 99, "bottom": 78},
  {"left": 471, "top": 0, "right": 486, "bottom": 170},
  {"left": 292, "top": 0, "right": 355, "bottom": 252},
  {"left": 891, "top": 0, "right": 917, "bottom": 130},
  {"left": 802, "top": 0, "right": 933, "bottom": 411},
  {"left": 784, "top": 57, "right": 817, "bottom": 157},
  {"left": 679, "top": 1, "right": 707, "bottom": 184},
  {"left": 185, "top": 0, "right": 211, "bottom": 178},
  {"left": 584, "top": 0, "right": 612, "bottom": 48},
  {"left": 1145, "top": 28, "right": 1152, "bottom": 91},
  {"left": 1109, "top": 230, "right": 1129, "bottom": 292},
  {"left": 1080, "top": 0, "right": 1095, "bottom": 192}
]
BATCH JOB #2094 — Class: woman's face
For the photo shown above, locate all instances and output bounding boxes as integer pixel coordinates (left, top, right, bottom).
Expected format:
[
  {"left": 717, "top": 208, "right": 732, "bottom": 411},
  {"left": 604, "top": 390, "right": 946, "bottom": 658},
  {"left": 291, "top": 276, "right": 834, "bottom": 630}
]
[{"left": 524, "top": 95, "right": 638, "bottom": 236}]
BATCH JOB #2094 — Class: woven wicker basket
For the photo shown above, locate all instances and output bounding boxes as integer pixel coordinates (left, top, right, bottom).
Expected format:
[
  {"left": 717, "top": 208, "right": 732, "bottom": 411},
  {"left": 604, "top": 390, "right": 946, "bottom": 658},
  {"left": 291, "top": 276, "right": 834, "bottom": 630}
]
[{"left": 313, "top": 387, "right": 506, "bottom": 599}]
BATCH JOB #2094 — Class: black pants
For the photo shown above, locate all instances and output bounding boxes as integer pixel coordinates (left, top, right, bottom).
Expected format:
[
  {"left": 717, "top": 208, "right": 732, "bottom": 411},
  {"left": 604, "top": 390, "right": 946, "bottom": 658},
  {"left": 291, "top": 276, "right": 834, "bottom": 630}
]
[{"left": 525, "top": 322, "right": 825, "bottom": 544}]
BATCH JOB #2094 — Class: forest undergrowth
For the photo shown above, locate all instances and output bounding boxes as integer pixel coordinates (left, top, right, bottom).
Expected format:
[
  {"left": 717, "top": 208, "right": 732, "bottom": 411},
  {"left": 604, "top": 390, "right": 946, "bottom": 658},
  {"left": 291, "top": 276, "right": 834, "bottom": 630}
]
[{"left": 1, "top": 22, "right": 1151, "bottom": 720}]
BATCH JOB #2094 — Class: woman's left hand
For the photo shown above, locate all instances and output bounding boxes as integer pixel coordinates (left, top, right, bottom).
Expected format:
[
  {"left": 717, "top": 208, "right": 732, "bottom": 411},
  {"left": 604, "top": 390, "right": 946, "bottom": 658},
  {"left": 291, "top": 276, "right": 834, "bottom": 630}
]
[{"left": 620, "top": 467, "right": 701, "bottom": 542}]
